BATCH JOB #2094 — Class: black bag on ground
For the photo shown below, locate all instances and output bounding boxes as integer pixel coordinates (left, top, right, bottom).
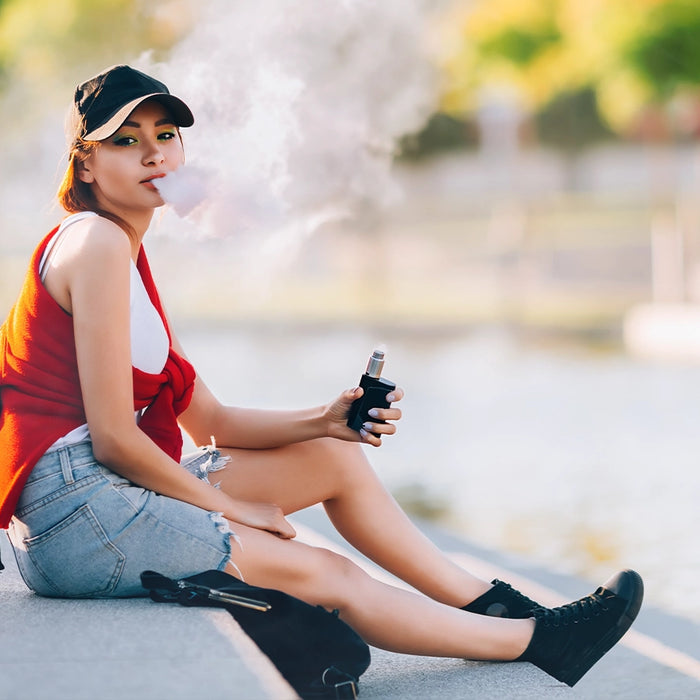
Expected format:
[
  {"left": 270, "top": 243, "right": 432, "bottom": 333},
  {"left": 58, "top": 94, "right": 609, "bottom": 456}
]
[{"left": 140, "top": 569, "right": 370, "bottom": 699}]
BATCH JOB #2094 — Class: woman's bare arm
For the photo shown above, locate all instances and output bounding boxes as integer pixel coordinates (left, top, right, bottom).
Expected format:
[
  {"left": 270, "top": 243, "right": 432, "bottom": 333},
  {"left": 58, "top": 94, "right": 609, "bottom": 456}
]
[
  {"left": 171, "top": 332, "right": 403, "bottom": 450},
  {"left": 52, "top": 217, "right": 293, "bottom": 536}
]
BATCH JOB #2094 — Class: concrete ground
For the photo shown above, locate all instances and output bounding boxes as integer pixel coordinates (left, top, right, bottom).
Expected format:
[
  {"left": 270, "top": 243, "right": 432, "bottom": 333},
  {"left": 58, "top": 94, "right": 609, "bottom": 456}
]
[
  {"left": 2, "top": 508, "right": 699, "bottom": 700},
  {"left": 0, "top": 528, "right": 294, "bottom": 700},
  {"left": 293, "top": 507, "right": 700, "bottom": 700}
]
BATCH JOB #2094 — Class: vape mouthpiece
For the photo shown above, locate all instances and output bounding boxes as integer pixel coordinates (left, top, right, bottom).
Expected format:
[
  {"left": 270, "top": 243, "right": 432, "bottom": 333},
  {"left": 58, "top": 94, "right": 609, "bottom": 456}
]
[{"left": 365, "top": 349, "right": 385, "bottom": 378}]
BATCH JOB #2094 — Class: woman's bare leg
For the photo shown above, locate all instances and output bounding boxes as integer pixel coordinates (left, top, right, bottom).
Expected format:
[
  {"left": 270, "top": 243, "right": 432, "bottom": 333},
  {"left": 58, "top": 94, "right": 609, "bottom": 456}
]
[
  {"left": 225, "top": 523, "right": 533, "bottom": 659},
  {"left": 214, "top": 438, "right": 491, "bottom": 607}
]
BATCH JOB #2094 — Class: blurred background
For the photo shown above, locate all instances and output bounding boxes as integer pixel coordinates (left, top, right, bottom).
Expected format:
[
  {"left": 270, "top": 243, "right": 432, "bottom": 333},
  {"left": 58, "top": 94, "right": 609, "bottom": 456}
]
[{"left": 1, "top": 0, "right": 699, "bottom": 624}]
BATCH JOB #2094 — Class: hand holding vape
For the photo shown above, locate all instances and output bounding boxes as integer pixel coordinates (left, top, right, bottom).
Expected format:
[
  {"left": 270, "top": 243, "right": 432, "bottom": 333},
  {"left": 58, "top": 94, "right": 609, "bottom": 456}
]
[{"left": 346, "top": 348, "right": 396, "bottom": 436}]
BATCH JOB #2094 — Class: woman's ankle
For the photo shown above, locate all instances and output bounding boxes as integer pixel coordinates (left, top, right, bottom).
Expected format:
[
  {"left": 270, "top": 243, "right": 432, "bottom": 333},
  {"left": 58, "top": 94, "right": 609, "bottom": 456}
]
[
  {"left": 459, "top": 579, "right": 494, "bottom": 607},
  {"left": 462, "top": 579, "right": 544, "bottom": 618},
  {"left": 510, "top": 617, "right": 537, "bottom": 659}
]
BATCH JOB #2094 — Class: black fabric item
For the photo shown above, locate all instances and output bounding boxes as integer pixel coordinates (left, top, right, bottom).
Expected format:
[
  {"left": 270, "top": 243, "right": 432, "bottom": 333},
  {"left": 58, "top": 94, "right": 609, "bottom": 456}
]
[
  {"left": 518, "top": 569, "right": 644, "bottom": 686},
  {"left": 0, "top": 539, "right": 4, "bottom": 571},
  {"left": 141, "top": 569, "right": 370, "bottom": 699},
  {"left": 461, "top": 579, "right": 544, "bottom": 618}
]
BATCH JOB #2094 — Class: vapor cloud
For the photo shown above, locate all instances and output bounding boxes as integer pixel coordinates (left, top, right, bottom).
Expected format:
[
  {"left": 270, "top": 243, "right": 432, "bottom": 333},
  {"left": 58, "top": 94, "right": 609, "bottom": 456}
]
[{"left": 141, "top": 0, "right": 439, "bottom": 252}]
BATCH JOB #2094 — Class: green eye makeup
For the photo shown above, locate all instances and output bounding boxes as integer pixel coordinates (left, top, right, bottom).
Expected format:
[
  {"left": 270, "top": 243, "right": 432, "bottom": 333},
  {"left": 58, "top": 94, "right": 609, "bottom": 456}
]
[{"left": 112, "top": 134, "right": 137, "bottom": 147}]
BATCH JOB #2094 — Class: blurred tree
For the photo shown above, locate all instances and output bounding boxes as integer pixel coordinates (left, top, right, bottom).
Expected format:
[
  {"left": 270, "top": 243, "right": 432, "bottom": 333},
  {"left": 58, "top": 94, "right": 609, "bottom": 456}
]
[
  {"left": 536, "top": 88, "right": 614, "bottom": 151},
  {"left": 616, "top": 1, "right": 700, "bottom": 139},
  {"left": 0, "top": 0, "right": 192, "bottom": 128},
  {"left": 624, "top": 2, "right": 700, "bottom": 100},
  {"left": 399, "top": 112, "right": 478, "bottom": 160},
  {"left": 433, "top": 0, "right": 700, "bottom": 143}
]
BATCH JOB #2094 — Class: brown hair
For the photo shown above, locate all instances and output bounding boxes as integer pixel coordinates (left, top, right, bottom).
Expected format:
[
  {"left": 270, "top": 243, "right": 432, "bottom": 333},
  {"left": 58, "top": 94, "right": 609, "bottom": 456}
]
[{"left": 57, "top": 139, "right": 137, "bottom": 240}]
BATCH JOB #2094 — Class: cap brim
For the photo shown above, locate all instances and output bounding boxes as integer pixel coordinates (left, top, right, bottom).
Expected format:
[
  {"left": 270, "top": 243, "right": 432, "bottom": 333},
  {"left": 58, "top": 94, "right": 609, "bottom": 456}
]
[{"left": 83, "top": 93, "right": 194, "bottom": 141}]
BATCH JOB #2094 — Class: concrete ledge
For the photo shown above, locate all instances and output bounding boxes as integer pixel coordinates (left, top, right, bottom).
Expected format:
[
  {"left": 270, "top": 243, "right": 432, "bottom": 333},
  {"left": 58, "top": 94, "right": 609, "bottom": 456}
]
[
  {"left": 0, "top": 525, "right": 572, "bottom": 700},
  {"left": 0, "top": 532, "right": 295, "bottom": 700},
  {"left": 363, "top": 650, "right": 570, "bottom": 699},
  {"left": 21, "top": 509, "right": 699, "bottom": 699}
]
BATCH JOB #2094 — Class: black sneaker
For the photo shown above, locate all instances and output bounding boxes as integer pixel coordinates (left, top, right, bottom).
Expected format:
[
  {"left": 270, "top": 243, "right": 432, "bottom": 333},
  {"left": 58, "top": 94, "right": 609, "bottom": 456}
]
[
  {"left": 462, "top": 580, "right": 545, "bottom": 618},
  {"left": 518, "top": 569, "right": 644, "bottom": 686}
]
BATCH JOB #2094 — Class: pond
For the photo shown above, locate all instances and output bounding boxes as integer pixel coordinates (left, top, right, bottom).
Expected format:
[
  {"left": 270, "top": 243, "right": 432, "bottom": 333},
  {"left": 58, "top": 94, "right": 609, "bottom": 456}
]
[{"left": 178, "top": 322, "right": 700, "bottom": 624}]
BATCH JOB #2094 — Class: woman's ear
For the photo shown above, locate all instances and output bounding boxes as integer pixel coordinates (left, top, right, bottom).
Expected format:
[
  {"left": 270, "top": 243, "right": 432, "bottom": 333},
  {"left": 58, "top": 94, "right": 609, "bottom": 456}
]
[{"left": 76, "top": 157, "right": 95, "bottom": 184}]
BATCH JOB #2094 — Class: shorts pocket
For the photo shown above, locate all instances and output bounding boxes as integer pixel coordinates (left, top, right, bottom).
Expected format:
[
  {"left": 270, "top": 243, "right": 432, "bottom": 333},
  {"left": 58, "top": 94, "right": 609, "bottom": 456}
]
[{"left": 23, "top": 504, "right": 125, "bottom": 597}]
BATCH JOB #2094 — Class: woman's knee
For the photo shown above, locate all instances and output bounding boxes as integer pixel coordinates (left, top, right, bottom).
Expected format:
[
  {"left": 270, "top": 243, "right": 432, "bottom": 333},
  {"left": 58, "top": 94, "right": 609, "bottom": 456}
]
[
  {"left": 306, "top": 438, "right": 373, "bottom": 489},
  {"left": 283, "top": 543, "right": 362, "bottom": 593},
  {"left": 298, "top": 546, "right": 366, "bottom": 609},
  {"left": 229, "top": 529, "right": 364, "bottom": 608}
]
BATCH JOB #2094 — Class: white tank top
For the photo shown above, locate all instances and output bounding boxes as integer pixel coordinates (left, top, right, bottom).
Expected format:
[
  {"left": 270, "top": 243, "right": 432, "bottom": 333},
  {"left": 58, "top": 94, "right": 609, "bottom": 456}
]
[{"left": 41, "top": 212, "right": 170, "bottom": 449}]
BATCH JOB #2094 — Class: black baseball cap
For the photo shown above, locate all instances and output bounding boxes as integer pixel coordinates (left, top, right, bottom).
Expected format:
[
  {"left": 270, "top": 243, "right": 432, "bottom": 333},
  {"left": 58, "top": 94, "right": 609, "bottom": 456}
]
[{"left": 68, "top": 64, "right": 194, "bottom": 143}]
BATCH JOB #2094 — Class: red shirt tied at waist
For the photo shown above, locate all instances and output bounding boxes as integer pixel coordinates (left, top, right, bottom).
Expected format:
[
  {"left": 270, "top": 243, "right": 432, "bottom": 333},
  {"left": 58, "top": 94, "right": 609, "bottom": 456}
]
[{"left": 0, "top": 226, "right": 196, "bottom": 529}]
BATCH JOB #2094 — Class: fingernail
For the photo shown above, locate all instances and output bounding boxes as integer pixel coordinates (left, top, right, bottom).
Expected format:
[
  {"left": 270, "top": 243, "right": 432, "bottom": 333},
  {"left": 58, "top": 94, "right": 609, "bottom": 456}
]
[
  {"left": 368, "top": 408, "right": 379, "bottom": 418},
  {"left": 386, "top": 394, "right": 395, "bottom": 402},
  {"left": 359, "top": 429, "right": 369, "bottom": 439},
  {"left": 362, "top": 422, "right": 373, "bottom": 431}
]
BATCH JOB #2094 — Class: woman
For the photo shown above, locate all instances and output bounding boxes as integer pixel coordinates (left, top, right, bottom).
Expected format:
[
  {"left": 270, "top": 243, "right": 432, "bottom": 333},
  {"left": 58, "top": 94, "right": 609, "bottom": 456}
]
[{"left": 0, "top": 64, "right": 643, "bottom": 687}]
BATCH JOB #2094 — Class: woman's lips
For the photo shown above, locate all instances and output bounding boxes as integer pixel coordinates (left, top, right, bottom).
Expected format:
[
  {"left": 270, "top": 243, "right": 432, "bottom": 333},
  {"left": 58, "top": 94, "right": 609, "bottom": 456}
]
[{"left": 141, "top": 174, "right": 166, "bottom": 191}]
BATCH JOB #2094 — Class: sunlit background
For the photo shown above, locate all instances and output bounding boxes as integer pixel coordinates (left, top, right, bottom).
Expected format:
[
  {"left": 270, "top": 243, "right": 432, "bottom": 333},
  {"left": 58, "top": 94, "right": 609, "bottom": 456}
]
[{"left": 2, "top": 0, "right": 700, "bottom": 624}]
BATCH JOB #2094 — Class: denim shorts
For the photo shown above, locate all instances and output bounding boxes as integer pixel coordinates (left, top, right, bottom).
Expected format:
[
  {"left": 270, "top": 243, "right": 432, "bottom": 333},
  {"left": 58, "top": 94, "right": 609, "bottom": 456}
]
[{"left": 7, "top": 440, "right": 234, "bottom": 598}]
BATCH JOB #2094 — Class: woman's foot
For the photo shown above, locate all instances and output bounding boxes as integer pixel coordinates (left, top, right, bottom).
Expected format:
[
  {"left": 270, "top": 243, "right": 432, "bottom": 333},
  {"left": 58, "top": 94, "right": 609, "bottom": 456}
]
[{"left": 517, "top": 569, "right": 644, "bottom": 686}]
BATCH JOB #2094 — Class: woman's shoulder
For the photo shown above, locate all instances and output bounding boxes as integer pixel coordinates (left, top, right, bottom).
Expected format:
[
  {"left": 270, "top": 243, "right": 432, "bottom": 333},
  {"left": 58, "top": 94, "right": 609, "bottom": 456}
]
[
  {"left": 39, "top": 214, "right": 132, "bottom": 314},
  {"left": 60, "top": 213, "right": 131, "bottom": 261}
]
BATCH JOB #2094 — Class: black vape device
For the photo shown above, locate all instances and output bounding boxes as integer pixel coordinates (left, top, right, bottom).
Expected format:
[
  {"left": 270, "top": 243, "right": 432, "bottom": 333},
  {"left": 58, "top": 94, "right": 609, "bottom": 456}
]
[{"left": 346, "top": 349, "right": 396, "bottom": 435}]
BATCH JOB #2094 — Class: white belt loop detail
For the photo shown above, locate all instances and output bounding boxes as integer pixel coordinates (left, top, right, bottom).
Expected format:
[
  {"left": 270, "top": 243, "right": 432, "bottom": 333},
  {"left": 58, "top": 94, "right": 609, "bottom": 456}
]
[{"left": 59, "top": 447, "right": 75, "bottom": 485}]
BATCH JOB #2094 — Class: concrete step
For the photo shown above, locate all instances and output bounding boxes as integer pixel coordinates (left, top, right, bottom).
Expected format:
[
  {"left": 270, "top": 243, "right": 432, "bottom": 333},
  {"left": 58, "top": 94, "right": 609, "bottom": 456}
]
[
  {"left": 0, "top": 531, "right": 294, "bottom": 700},
  {"left": 292, "top": 506, "right": 700, "bottom": 700},
  {"left": 0, "top": 525, "right": 565, "bottom": 700},
  {"left": 3, "top": 510, "right": 700, "bottom": 699}
]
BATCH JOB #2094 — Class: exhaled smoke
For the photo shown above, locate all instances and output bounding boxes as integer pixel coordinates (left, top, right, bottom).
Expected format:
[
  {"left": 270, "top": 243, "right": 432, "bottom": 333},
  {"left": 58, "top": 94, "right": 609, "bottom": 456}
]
[
  {"left": 140, "top": 0, "right": 439, "bottom": 270},
  {"left": 154, "top": 166, "right": 210, "bottom": 218}
]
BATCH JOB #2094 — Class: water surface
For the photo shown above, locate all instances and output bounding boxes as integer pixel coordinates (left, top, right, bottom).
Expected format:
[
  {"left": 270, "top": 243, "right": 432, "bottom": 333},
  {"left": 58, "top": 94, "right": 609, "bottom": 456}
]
[{"left": 178, "top": 323, "right": 700, "bottom": 623}]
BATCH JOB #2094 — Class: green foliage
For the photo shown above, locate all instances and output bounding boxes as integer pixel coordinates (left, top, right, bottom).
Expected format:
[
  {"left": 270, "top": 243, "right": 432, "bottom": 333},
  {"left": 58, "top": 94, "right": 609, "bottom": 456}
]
[
  {"left": 624, "top": 1, "right": 700, "bottom": 99},
  {"left": 480, "top": 23, "right": 561, "bottom": 66},
  {"left": 0, "top": 0, "right": 191, "bottom": 117},
  {"left": 399, "top": 112, "right": 477, "bottom": 160},
  {"left": 439, "top": 0, "right": 700, "bottom": 138},
  {"left": 536, "top": 88, "right": 614, "bottom": 150},
  {"left": 0, "top": 0, "right": 9, "bottom": 88}
]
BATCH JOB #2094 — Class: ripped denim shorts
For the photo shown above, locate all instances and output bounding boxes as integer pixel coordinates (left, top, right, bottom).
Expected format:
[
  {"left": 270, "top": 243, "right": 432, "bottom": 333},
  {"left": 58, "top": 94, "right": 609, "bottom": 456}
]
[{"left": 8, "top": 440, "right": 234, "bottom": 598}]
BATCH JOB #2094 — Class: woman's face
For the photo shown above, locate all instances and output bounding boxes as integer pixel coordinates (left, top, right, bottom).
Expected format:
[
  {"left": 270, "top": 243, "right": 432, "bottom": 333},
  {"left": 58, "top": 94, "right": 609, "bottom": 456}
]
[{"left": 78, "top": 99, "right": 185, "bottom": 219}]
